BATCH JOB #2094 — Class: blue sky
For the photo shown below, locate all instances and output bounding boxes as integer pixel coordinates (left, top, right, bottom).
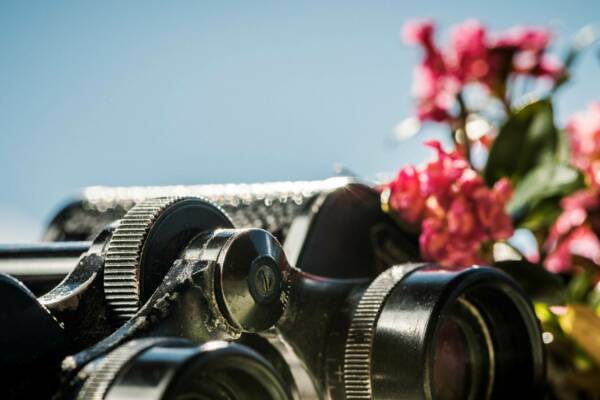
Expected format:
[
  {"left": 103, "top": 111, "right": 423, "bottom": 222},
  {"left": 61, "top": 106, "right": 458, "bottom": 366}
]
[{"left": 1, "top": 1, "right": 599, "bottom": 241}]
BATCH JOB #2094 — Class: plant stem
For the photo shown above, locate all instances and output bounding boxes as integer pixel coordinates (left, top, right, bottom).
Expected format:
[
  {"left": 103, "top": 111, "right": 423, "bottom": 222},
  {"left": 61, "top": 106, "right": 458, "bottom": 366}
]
[
  {"left": 500, "top": 94, "right": 512, "bottom": 116},
  {"left": 455, "top": 92, "right": 472, "bottom": 165}
]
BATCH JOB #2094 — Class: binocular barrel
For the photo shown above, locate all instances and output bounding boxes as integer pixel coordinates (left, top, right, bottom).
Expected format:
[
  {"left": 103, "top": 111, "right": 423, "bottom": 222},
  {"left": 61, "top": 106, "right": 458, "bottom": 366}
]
[
  {"left": 0, "top": 241, "right": 90, "bottom": 294},
  {"left": 75, "top": 338, "right": 293, "bottom": 400},
  {"left": 0, "top": 180, "right": 546, "bottom": 400}
]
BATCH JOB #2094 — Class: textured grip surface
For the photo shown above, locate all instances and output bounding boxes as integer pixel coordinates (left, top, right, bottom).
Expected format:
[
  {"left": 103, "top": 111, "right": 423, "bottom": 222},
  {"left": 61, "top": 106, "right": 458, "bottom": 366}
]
[
  {"left": 45, "top": 178, "right": 351, "bottom": 242},
  {"left": 103, "top": 197, "right": 185, "bottom": 323},
  {"left": 343, "top": 264, "right": 423, "bottom": 399},
  {"left": 76, "top": 338, "right": 188, "bottom": 400}
]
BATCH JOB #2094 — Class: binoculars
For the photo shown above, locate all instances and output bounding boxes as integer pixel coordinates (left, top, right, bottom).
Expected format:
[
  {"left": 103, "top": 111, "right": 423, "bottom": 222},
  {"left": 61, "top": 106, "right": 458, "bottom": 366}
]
[{"left": 0, "top": 178, "right": 545, "bottom": 399}]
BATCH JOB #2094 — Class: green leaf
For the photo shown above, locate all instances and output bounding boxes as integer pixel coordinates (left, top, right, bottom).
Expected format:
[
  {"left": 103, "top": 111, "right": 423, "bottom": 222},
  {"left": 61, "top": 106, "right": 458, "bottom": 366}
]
[
  {"left": 494, "top": 260, "right": 566, "bottom": 304},
  {"left": 568, "top": 270, "right": 596, "bottom": 303},
  {"left": 556, "top": 128, "right": 571, "bottom": 164},
  {"left": 508, "top": 162, "right": 585, "bottom": 218},
  {"left": 518, "top": 197, "right": 563, "bottom": 232},
  {"left": 484, "top": 99, "right": 559, "bottom": 186},
  {"left": 588, "top": 289, "right": 600, "bottom": 311}
]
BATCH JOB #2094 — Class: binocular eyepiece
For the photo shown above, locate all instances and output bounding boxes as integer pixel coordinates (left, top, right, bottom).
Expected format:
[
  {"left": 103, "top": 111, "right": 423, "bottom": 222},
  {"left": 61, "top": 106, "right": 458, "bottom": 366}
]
[
  {"left": 0, "top": 180, "right": 545, "bottom": 399},
  {"left": 76, "top": 338, "right": 292, "bottom": 400}
]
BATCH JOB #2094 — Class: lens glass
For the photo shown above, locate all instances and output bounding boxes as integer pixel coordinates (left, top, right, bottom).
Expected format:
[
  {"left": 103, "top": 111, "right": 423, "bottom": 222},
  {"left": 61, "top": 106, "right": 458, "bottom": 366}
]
[
  {"left": 164, "top": 352, "right": 288, "bottom": 400},
  {"left": 431, "top": 297, "right": 492, "bottom": 400},
  {"left": 169, "top": 367, "right": 270, "bottom": 400}
]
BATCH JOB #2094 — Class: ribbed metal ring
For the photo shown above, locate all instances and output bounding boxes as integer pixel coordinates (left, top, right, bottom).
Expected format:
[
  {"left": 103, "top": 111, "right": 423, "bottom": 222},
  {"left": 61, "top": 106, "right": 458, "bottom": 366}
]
[
  {"left": 343, "top": 264, "right": 424, "bottom": 399},
  {"left": 76, "top": 337, "right": 189, "bottom": 400},
  {"left": 103, "top": 197, "right": 184, "bottom": 324}
]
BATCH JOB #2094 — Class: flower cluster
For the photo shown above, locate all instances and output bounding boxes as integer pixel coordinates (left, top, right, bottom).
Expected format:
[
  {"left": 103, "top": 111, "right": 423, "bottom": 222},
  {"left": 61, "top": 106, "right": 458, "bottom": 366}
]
[
  {"left": 402, "top": 19, "right": 564, "bottom": 122},
  {"left": 545, "top": 102, "right": 600, "bottom": 273},
  {"left": 545, "top": 189, "right": 600, "bottom": 273},
  {"left": 566, "top": 102, "right": 600, "bottom": 187},
  {"left": 394, "top": 17, "right": 600, "bottom": 397},
  {"left": 384, "top": 141, "right": 514, "bottom": 268}
]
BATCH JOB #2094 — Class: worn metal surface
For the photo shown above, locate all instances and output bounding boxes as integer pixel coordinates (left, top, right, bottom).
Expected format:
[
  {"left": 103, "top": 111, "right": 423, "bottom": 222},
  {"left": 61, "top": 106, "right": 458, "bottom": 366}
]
[
  {"left": 44, "top": 178, "right": 352, "bottom": 242},
  {"left": 0, "top": 179, "right": 546, "bottom": 399}
]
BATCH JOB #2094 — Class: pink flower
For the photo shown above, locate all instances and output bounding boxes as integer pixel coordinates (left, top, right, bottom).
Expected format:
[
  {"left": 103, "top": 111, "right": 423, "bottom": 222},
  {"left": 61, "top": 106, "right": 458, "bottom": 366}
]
[
  {"left": 412, "top": 61, "right": 459, "bottom": 122},
  {"left": 402, "top": 20, "right": 458, "bottom": 122},
  {"left": 421, "top": 140, "right": 469, "bottom": 198},
  {"left": 587, "top": 160, "right": 600, "bottom": 189},
  {"left": 545, "top": 226, "right": 600, "bottom": 273},
  {"left": 447, "top": 195, "right": 479, "bottom": 238},
  {"left": 448, "top": 20, "right": 490, "bottom": 83},
  {"left": 544, "top": 189, "right": 600, "bottom": 273},
  {"left": 568, "top": 102, "right": 600, "bottom": 165},
  {"left": 513, "top": 52, "right": 564, "bottom": 79},
  {"left": 473, "top": 178, "right": 515, "bottom": 239},
  {"left": 492, "top": 26, "right": 564, "bottom": 81},
  {"left": 536, "top": 54, "right": 565, "bottom": 79},
  {"left": 387, "top": 166, "right": 426, "bottom": 226},
  {"left": 402, "top": 19, "right": 435, "bottom": 48},
  {"left": 402, "top": 19, "right": 562, "bottom": 123},
  {"left": 566, "top": 102, "right": 600, "bottom": 185},
  {"left": 513, "top": 50, "right": 539, "bottom": 72},
  {"left": 383, "top": 141, "right": 514, "bottom": 268},
  {"left": 492, "top": 26, "right": 552, "bottom": 52},
  {"left": 420, "top": 215, "right": 484, "bottom": 267}
]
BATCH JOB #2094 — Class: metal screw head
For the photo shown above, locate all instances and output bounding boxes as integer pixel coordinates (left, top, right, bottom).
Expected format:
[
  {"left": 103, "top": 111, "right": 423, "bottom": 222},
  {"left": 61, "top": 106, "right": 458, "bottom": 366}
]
[
  {"left": 248, "top": 257, "right": 282, "bottom": 304},
  {"left": 213, "top": 229, "right": 290, "bottom": 333},
  {"left": 256, "top": 265, "right": 275, "bottom": 295}
]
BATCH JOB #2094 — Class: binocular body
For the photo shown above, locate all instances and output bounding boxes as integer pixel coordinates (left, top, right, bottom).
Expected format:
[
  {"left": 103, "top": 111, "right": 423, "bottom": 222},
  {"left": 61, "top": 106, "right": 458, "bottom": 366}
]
[{"left": 0, "top": 179, "right": 545, "bottom": 399}]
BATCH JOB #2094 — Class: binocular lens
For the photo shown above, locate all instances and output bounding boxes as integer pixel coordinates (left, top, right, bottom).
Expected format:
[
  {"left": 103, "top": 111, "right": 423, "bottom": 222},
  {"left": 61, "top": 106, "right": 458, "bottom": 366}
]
[
  {"left": 360, "top": 266, "right": 544, "bottom": 400},
  {"left": 430, "top": 280, "right": 544, "bottom": 400},
  {"left": 167, "top": 370, "right": 266, "bottom": 400},
  {"left": 79, "top": 339, "right": 290, "bottom": 400},
  {"left": 432, "top": 298, "right": 491, "bottom": 400},
  {"left": 163, "top": 347, "right": 287, "bottom": 400}
]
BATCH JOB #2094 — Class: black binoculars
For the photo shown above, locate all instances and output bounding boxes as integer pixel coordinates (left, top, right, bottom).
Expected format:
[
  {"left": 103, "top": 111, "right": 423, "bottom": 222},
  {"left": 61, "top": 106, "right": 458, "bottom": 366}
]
[{"left": 0, "top": 179, "right": 545, "bottom": 399}]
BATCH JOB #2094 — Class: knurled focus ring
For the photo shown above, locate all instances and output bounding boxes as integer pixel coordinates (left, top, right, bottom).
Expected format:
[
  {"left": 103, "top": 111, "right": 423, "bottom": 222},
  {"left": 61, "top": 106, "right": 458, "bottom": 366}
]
[
  {"left": 343, "top": 263, "right": 425, "bottom": 399},
  {"left": 76, "top": 337, "right": 189, "bottom": 400},
  {"left": 103, "top": 197, "right": 184, "bottom": 324}
]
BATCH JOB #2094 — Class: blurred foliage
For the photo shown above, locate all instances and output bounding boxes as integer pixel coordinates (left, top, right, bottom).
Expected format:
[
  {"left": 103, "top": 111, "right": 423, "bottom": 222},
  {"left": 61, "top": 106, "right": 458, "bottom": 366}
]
[{"left": 396, "top": 20, "right": 600, "bottom": 398}]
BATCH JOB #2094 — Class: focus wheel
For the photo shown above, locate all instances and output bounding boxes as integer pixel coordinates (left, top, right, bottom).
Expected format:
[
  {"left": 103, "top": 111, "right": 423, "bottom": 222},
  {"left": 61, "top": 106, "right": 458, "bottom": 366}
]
[
  {"left": 343, "top": 263, "right": 424, "bottom": 399},
  {"left": 103, "top": 197, "right": 232, "bottom": 325}
]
